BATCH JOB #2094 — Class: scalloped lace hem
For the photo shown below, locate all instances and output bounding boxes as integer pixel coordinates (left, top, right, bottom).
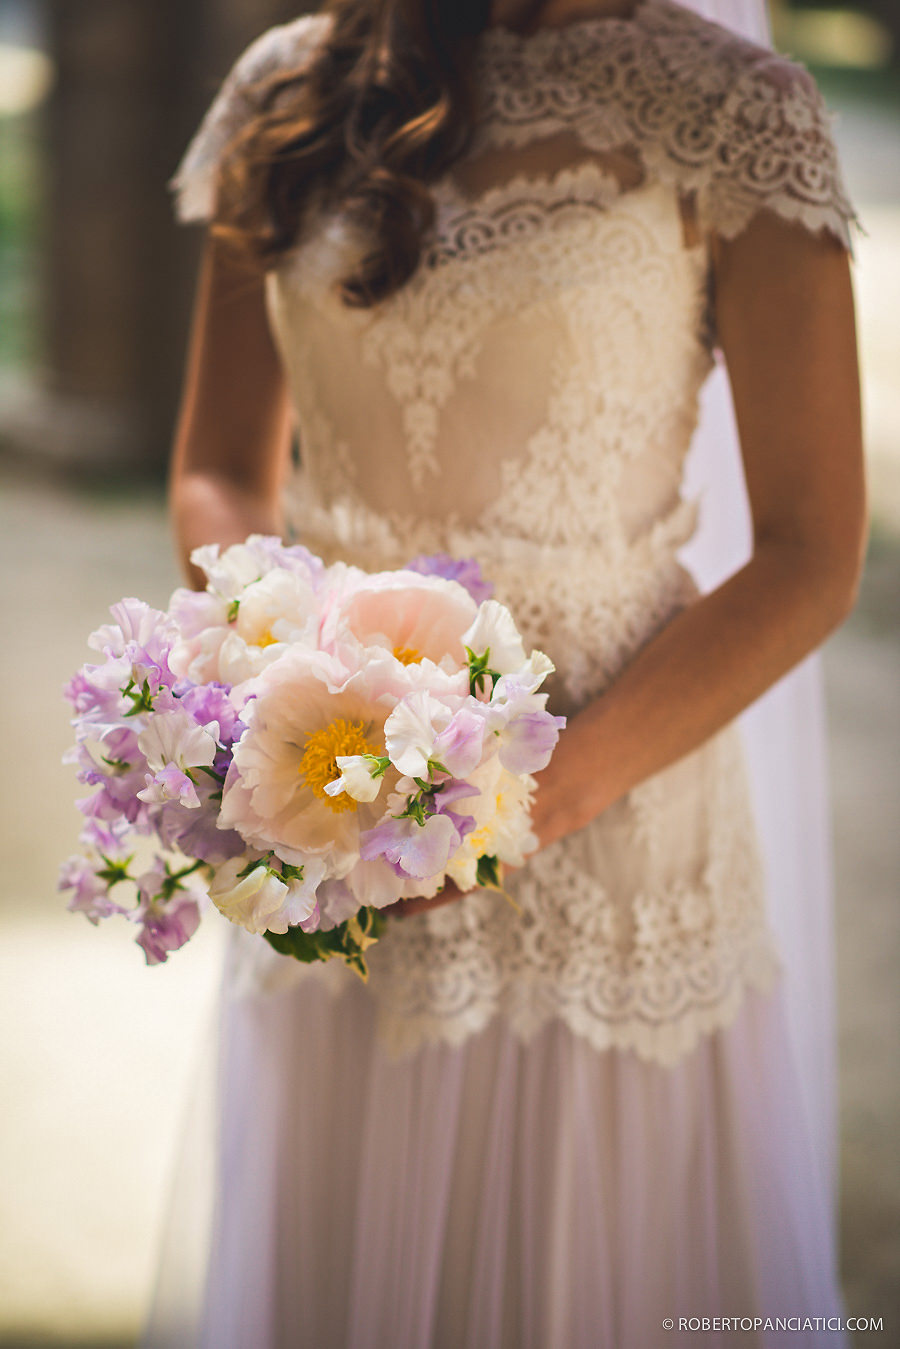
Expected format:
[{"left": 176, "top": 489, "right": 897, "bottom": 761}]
[{"left": 371, "top": 935, "right": 783, "bottom": 1066}]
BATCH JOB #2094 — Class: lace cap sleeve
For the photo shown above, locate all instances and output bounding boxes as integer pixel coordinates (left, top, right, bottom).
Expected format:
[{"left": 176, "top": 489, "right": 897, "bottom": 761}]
[
  {"left": 170, "top": 13, "right": 329, "bottom": 224},
  {"left": 699, "top": 54, "right": 859, "bottom": 251}
]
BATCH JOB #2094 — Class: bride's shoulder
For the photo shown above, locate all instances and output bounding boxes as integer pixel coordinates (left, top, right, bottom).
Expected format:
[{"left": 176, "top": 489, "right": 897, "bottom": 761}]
[
  {"left": 170, "top": 12, "right": 333, "bottom": 224},
  {"left": 636, "top": 2, "right": 859, "bottom": 250},
  {"left": 223, "top": 10, "right": 334, "bottom": 84},
  {"left": 643, "top": 0, "right": 821, "bottom": 104}
]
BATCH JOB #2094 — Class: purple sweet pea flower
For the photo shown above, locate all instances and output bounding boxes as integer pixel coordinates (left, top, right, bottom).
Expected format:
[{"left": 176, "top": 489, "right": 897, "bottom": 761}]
[
  {"left": 88, "top": 599, "right": 180, "bottom": 710},
  {"left": 138, "top": 763, "right": 200, "bottom": 809},
  {"left": 314, "top": 880, "right": 358, "bottom": 930},
  {"left": 431, "top": 706, "right": 486, "bottom": 779},
  {"left": 497, "top": 710, "right": 567, "bottom": 775},
  {"left": 360, "top": 811, "right": 462, "bottom": 880},
  {"left": 131, "top": 857, "right": 206, "bottom": 964},
  {"left": 248, "top": 534, "right": 325, "bottom": 583},
  {"left": 156, "top": 791, "right": 245, "bottom": 867},
  {"left": 406, "top": 553, "right": 494, "bottom": 604},
  {"left": 175, "top": 681, "right": 242, "bottom": 744},
  {"left": 89, "top": 598, "right": 174, "bottom": 665},
  {"left": 168, "top": 587, "right": 227, "bottom": 639},
  {"left": 58, "top": 854, "right": 129, "bottom": 924},
  {"left": 134, "top": 894, "right": 202, "bottom": 965},
  {"left": 77, "top": 784, "right": 151, "bottom": 832},
  {"left": 78, "top": 815, "right": 132, "bottom": 855},
  {"left": 67, "top": 725, "right": 152, "bottom": 827},
  {"left": 64, "top": 658, "right": 132, "bottom": 723},
  {"left": 360, "top": 779, "right": 477, "bottom": 880}
]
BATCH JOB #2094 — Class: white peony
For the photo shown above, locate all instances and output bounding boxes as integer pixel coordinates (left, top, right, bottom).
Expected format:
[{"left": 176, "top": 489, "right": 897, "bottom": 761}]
[
  {"left": 190, "top": 541, "right": 267, "bottom": 601},
  {"left": 217, "top": 568, "right": 320, "bottom": 687},
  {"left": 444, "top": 756, "right": 537, "bottom": 891}
]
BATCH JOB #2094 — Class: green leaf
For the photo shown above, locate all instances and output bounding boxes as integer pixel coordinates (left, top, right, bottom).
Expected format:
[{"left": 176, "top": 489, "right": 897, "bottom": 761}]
[
  {"left": 236, "top": 857, "right": 267, "bottom": 881},
  {"left": 227, "top": 599, "right": 240, "bottom": 623},
  {"left": 122, "top": 676, "right": 156, "bottom": 718},
  {"left": 95, "top": 854, "right": 134, "bottom": 888},
  {"left": 159, "top": 858, "right": 205, "bottom": 901},
  {"left": 476, "top": 854, "right": 502, "bottom": 889},
  {"left": 100, "top": 755, "right": 131, "bottom": 773},
  {"left": 466, "top": 645, "right": 500, "bottom": 697},
  {"left": 364, "top": 754, "right": 391, "bottom": 779},
  {"left": 197, "top": 764, "right": 226, "bottom": 785},
  {"left": 396, "top": 794, "right": 427, "bottom": 826},
  {"left": 262, "top": 906, "right": 387, "bottom": 980},
  {"left": 263, "top": 925, "right": 324, "bottom": 964}
]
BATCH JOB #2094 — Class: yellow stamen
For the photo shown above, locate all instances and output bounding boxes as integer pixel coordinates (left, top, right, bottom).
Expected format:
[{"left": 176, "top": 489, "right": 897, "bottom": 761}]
[
  {"left": 393, "top": 644, "right": 423, "bottom": 665},
  {"left": 256, "top": 628, "right": 279, "bottom": 649},
  {"left": 299, "top": 718, "right": 378, "bottom": 814}
]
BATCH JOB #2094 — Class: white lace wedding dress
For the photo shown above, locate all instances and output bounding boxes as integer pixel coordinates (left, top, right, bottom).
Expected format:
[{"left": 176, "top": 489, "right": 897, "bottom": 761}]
[{"left": 148, "top": 3, "right": 858, "bottom": 1345}]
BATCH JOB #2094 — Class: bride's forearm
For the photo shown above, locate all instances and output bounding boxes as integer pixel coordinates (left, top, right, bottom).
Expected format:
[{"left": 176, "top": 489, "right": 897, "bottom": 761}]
[
  {"left": 170, "top": 470, "right": 285, "bottom": 588},
  {"left": 168, "top": 237, "right": 295, "bottom": 588},
  {"left": 532, "top": 540, "right": 861, "bottom": 848}
]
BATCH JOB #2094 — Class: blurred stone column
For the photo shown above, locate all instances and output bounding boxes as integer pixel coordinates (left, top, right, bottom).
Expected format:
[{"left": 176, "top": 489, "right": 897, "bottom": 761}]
[
  {"left": 36, "top": 0, "right": 202, "bottom": 475},
  {"left": 12, "top": 0, "right": 303, "bottom": 479}
]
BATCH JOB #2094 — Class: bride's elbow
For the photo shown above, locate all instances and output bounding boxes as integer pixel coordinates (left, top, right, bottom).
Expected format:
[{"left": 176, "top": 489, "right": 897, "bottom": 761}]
[
  {"left": 804, "top": 524, "right": 868, "bottom": 637},
  {"left": 755, "top": 508, "right": 868, "bottom": 642}
]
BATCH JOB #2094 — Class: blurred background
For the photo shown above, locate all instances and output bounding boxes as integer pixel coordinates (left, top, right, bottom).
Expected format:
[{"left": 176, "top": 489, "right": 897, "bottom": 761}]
[{"left": 0, "top": 0, "right": 897, "bottom": 1344}]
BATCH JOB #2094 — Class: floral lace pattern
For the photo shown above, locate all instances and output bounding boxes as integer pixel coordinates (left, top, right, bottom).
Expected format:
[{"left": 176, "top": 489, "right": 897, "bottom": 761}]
[
  {"left": 366, "top": 722, "right": 781, "bottom": 1066},
  {"left": 471, "top": 0, "right": 858, "bottom": 248},
  {"left": 172, "top": 0, "right": 857, "bottom": 1065}
]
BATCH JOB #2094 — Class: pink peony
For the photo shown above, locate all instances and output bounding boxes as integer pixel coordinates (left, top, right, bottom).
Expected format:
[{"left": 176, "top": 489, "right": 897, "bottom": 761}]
[
  {"left": 322, "top": 570, "right": 477, "bottom": 687},
  {"left": 219, "top": 649, "right": 402, "bottom": 873}
]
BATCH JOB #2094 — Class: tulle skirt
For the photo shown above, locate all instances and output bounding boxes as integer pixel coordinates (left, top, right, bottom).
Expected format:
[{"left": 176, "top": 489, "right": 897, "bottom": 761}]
[{"left": 143, "top": 962, "right": 846, "bottom": 1349}]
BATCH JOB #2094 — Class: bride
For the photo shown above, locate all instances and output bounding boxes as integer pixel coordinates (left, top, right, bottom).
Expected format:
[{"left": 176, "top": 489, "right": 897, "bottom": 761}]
[{"left": 147, "top": 0, "right": 865, "bottom": 1344}]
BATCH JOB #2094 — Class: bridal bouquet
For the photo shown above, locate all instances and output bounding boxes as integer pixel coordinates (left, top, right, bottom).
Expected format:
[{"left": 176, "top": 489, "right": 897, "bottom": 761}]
[{"left": 60, "top": 537, "right": 565, "bottom": 977}]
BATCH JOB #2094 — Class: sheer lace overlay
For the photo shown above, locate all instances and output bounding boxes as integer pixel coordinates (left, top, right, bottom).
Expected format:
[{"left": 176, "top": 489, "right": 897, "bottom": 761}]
[{"left": 171, "top": 0, "right": 857, "bottom": 1064}]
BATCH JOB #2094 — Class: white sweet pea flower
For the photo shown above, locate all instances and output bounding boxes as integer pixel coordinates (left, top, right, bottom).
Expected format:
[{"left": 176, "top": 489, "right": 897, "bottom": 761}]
[
  {"left": 384, "top": 691, "right": 446, "bottom": 779},
  {"left": 462, "top": 600, "right": 528, "bottom": 675},
  {"left": 190, "top": 541, "right": 266, "bottom": 601},
  {"left": 324, "top": 754, "right": 386, "bottom": 805},
  {"left": 138, "top": 709, "right": 219, "bottom": 774},
  {"left": 137, "top": 710, "right": 221, "bottom": 809},
  {"left": 384, "top": 690, "right": 486, "bottom": 780},
  {"left": 209, "top": 856, "right": 324, "bottom": 935},
  {"left": 492, "top": 649, "right": 555, "bottom": 699}
]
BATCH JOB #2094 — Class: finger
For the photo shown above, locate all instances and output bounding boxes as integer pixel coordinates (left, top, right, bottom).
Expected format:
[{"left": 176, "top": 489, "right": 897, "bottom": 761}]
[{"left": 385, "top": 885, "right": 464, "bottom": 918}]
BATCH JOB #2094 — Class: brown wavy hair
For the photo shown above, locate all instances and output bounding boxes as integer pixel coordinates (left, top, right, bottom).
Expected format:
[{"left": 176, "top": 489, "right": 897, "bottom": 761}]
[{"left": 213, "top": 0, "right": 548, "bottom": 306}]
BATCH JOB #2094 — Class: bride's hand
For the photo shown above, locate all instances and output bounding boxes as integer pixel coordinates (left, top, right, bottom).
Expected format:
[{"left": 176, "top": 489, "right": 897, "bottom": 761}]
[{"left": 382, "top": 881, "right": 470, "bottom": 919}]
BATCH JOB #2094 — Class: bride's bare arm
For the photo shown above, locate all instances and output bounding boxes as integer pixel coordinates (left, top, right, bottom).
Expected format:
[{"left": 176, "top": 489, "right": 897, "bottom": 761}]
[
  {"left": 170, "top": 236, "right": 293, "bottom": 586},
  {"left": 531, "top": 211, "right": 866, "bottom": 851}
]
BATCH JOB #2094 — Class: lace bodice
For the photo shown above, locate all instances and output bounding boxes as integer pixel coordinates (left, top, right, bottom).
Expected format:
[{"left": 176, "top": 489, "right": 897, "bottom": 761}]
[{"left": 172, "top": 1, "right": 857, "bottom": 1063}]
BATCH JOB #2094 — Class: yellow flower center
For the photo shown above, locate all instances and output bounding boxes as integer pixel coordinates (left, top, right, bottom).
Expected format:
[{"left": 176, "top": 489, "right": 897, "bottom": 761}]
[
  {"left": 256, "top": 627, "right": 279, "bottom": 649},
  {"left": 466, "top": 789, "right": 507, "bottom": 855},
  {"left": 299, "top": 718, "right": 378, "bottom": 814},
  {"left": 393, "top": 644, "right": 423, "bottom": 665}
]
